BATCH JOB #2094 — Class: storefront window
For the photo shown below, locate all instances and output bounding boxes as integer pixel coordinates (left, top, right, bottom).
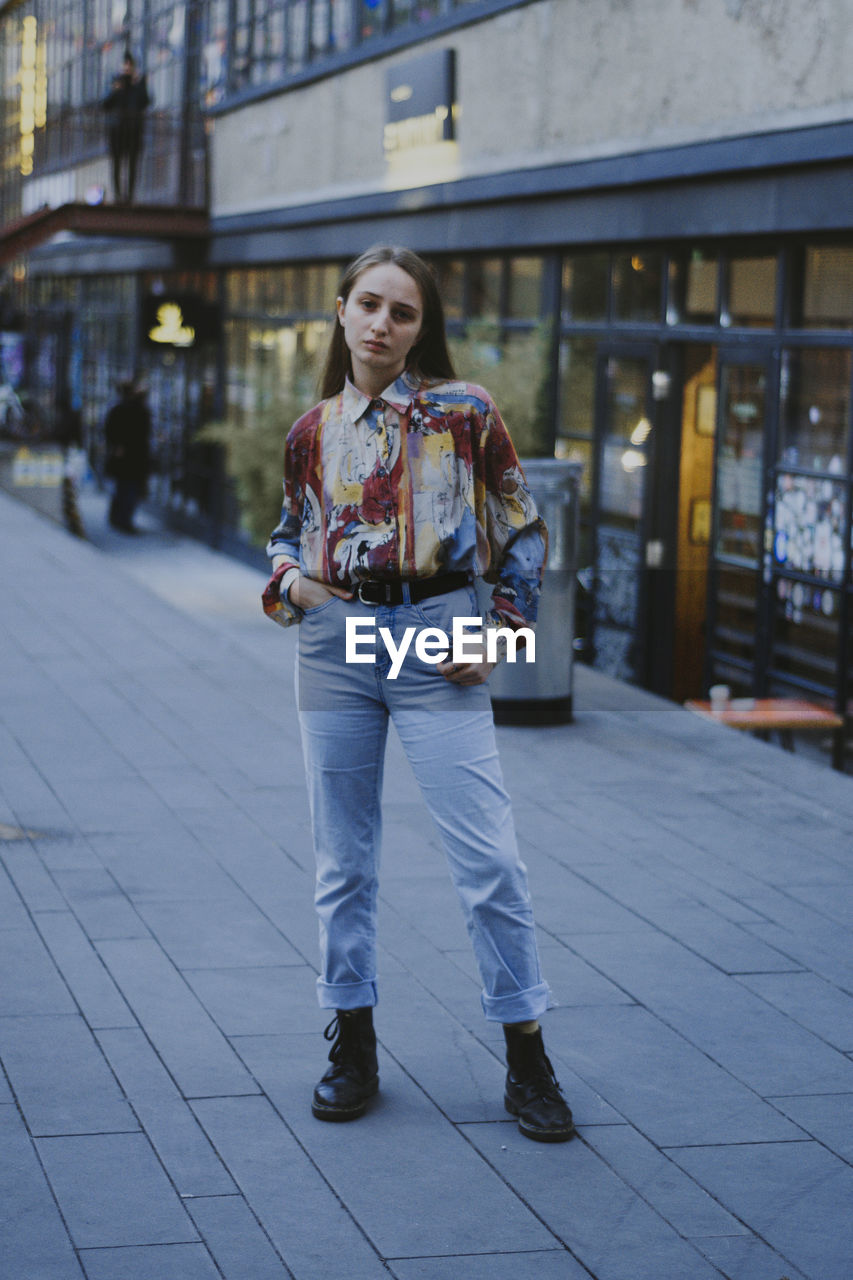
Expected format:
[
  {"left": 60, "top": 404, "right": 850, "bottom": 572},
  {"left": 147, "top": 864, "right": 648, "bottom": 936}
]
[
  {"left": 667, "top": 250, "right": 718, "bottom": 325},
  {"left": 612, "top": 251, "right": 663, "bottom": 323},
  {"left": 800, "top": 245, "right": 853, "bottom": 330},
  {"left": 773, "top": 474, "right": 846, "bottom": 581},
  {"left": 557, "top": 337, "right": 596, "bottom": 500},
  {"left": 771, "top": 581, "right": 840, "bottom": 691},
  {"left": 506, "top": 257, "right": 544, "bottom": 321},
  {"left": 467, "top": 258, "right": 502, "bottom": 322},
  {"left": 561, "top": 253, "right": 608, "bottom": 323},
  {"left": 723, "top": 254, "right": 777, "bottom": 328},
  {"left": 432, "top": 259, "right": 465, "bottom": 321},
  {"left": 778, "top": 348, "right": 850, "bottom": 472}
]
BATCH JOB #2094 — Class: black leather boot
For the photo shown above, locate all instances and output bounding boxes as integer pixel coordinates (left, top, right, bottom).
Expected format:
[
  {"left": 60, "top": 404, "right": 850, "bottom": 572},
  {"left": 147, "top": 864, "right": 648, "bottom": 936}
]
[
  {"left": 504, "top": 1025, "right": 575, "bottom": 1142},
  {"left": 312, "top": 1008, "right": 379, "bottom": 1121}
]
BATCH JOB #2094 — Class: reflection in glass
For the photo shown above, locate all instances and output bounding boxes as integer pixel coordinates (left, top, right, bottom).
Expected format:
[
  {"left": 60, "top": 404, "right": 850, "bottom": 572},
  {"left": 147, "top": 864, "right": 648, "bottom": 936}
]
[
  {"left": 724, "top": 255, "right": 776, "bottom": 328},
  {"left": 774, "top": 474, "right": 845, "bottom": 581},
  {"left": 713, "top": 564, "right": 758, "bottom": 668},
  {"left": 468, "top": 258, "right": 502, "bottom": 321},
  {"left": 612, "top": 251, "right": 663, "bottom": 322},
  {"left": 772, "top": 579, "right": 839, "bottom": 690},
  {"left": 667, "top": 251, "right": 718, "bottom": 324},
  {"left": 778, "top": 348, "right": 850, "bottom": 472},
  {"left": 507, "top": 258, "right": 544, "bottom": 320},
  {"left": 557, "top": 337, "right": 596, "bottom": 501},
  {"left": 801, "top": 246, "right": 853, "bottom": 329},
  {"left": 561, "top": 253, "right": 608, "bottom": 323},
  {"left": 715, "top": 364, "right": 765, "bottom": 563}
]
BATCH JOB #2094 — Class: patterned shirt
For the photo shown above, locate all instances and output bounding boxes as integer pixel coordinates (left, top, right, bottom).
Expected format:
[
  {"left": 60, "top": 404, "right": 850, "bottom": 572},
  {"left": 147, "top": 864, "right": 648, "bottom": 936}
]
[{"left": 264, "top": 370, "right": 547, "bottom": 630}]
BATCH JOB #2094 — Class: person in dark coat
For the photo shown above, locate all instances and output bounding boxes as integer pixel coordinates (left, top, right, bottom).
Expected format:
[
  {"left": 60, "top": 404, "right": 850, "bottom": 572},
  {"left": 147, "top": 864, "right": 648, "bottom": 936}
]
[
  {"left": 103, "top": 51, "right": 151, "bottom": 204},
  {"left": 104, "top": 379, "right": 151, "bottom": 532}
]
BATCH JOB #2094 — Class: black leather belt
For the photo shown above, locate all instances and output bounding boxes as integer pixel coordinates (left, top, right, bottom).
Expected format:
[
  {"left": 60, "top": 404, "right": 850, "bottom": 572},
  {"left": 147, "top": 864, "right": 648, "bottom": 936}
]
[{"left": 355, "top": 572, "right": 470, "bottom": 607}]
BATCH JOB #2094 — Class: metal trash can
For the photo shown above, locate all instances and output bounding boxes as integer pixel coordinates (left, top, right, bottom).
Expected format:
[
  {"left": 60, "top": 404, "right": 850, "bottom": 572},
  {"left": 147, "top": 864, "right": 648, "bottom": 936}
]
[{"left": 489, "top": 458, "right": 581, "bottom": 725}]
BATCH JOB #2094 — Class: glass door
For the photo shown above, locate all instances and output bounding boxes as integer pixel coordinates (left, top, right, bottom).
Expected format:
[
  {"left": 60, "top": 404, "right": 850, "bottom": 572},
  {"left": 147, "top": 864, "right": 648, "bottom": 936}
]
[
  {"left": 591, "top": 347, "right": 658, "bottom": 682},
  {"left": 707, "top": 352, "right": 774, "bottom": 695}
]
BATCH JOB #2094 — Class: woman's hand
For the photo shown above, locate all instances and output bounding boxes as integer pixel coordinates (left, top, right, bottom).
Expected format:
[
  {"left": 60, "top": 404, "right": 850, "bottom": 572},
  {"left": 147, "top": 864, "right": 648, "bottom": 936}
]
[
  {"left": 289, "top": 575, "right": 353, "bottom": 610},
  {"left": 437, "top": 635, "right": 497, "bottom": 686}
]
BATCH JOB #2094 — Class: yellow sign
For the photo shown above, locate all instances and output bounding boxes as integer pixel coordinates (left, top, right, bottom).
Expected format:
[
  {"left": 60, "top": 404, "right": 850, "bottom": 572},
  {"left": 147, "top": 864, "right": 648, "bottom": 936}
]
[{"left": 148, "top": 303, "right": 196, "bottom": 347}]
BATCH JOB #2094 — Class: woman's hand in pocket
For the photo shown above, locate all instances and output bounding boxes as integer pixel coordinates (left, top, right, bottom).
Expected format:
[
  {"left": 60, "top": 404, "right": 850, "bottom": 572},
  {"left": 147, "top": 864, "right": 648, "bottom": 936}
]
[{"left": 290, "top": 576, "right": 353, "bottom": 610}]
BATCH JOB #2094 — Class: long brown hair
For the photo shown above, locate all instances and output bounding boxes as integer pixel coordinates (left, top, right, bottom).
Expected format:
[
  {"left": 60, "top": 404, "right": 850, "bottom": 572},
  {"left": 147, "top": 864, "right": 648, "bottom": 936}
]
[{"left": 319, "top": 245, "right": 456, "bottom": 399}]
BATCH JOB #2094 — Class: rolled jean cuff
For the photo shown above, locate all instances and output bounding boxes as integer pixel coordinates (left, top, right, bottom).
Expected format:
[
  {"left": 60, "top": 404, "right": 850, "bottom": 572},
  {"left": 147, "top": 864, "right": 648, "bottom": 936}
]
[
  {"left": 316, "top": 977, "right": 378, "bottom": 1010},
  {"left": 480, "top": 981, "right": 553, "bottom": 1024}
]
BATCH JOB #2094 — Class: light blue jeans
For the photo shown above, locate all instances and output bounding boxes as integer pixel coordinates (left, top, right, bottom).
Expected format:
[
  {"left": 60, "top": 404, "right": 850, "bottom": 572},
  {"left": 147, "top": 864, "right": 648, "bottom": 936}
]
[{"left": 296, "top": 583, "right": 551, "bottom": 1024}]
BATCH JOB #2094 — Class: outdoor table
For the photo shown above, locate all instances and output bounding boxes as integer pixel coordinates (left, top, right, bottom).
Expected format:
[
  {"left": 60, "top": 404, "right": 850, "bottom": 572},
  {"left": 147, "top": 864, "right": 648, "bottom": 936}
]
[{"left": 684, "top": 698, "right": 845, "bottom": 771}]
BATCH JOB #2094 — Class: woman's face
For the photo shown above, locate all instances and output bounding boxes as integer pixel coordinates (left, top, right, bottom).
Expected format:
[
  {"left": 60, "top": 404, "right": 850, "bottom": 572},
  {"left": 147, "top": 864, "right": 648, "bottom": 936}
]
[{"left": 336, "top": 262, "right": 424, "bottom": 394}]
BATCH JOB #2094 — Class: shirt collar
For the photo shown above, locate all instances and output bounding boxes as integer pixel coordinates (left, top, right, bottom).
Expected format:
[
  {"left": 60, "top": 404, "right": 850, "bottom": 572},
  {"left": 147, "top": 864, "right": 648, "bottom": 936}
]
[{"left": 342, "top": 369, "right": 419, "bottom": 421}]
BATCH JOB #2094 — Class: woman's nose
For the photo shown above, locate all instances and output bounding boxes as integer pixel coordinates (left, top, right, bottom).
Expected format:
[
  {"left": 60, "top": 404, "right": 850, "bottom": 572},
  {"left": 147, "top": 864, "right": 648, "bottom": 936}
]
[{"left": 370, "top": 308, "right": 390, "bottom": 332}]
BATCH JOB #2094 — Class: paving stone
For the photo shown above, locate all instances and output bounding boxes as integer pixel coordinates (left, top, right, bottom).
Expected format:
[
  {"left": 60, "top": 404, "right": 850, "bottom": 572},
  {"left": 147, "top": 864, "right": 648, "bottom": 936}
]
[
  {"left": 190, "top": 1094, "right": 389, "bottom": 1280},
  {"left": 77, "top": 1243, "right": 221, "bottom": 1280},
  {"left": 737, "top": 970, "right": 853, "bottom": 1051},
  {"left": 87, "top": 832, "right": 238, "bottom": 905},
  {"left": 569, "top": 930, "right": 853, "bottom": 1095},
  {"left": 232, "top": 1034, "right": 556, "bottom": 1259},
  {"left": 459, "top": 1121, "right": 723, "bottom": 1280},
  {"left": 37, "top": 1132, "right": 197, "bottom": 1250},
  {"left": 133, "top": 896, "right": 304, "bottom": 969},
  {"left": 767, "top": 1093, "right": 853, "bottom": 1164},
  {"left": 782, "top": 880, "right": 853, "bottom": 928},
  {"left": 186, "top": 1194, "right": 292, "bottom": 1280},
  {"left": 0, "top": 1105, "right": 85, "bottom": 1279},
  {"left": 49, "top": 869, "right": 149, "bottom": 940},
  {"left": 34, "top": 912, "right": 137, "bottom": 1029},
  {"left": 95, "top": 1028, "right": 237, "bottom": 1197},
  {"left": 695, "top": 1235, "right": 808, "bottom": 1280},
  {"left": 94, "top": 938, "right": 259, "bottom": 1099},
  {"left": 0, "top": 926, "right": 77, "bottom": 1015},
  {"left": 31, "top": 835, "right": 103, "bottom": 873},
  {"left": 0, "top": 1014, "right": 138, "bottom": 1137},
  {"left": 2, "top": 841, "right": 68, "bottom": 912},
  {"left": 389, "top": 1252, "right": 590, "bottom": 1280},
  {"left": 183, "top": 965, "right": 313, "bottom": 1036},
  {"left": 544, "top": 1006, "right": 800, "bottom": 1146},
  {"left": 0, "top": 857, "right": 30, "bottom": 929},
  {"left": 668, "top": 1140, "right": 853, "bottom": 1280},
  {"left": 583, "top": 1123, "right": 747, "bottom": 1240}
]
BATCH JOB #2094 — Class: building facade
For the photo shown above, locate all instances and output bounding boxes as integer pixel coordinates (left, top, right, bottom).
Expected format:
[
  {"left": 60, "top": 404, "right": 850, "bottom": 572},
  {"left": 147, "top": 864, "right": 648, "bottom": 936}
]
[{"left": 1, "top": 0, "right": 852, "bottom": 728}]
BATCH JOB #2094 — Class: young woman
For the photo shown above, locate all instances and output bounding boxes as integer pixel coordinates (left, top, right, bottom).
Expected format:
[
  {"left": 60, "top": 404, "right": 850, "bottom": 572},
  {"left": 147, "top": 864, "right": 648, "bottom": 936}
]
[{"left": 263, "top": 245, "right": 573, "bottom": 1142}]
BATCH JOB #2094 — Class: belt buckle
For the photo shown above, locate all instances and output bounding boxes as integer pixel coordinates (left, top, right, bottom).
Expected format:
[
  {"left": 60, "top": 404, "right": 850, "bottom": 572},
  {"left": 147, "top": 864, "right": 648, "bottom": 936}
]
[{"left": 357, "top": 580, "right": 382, "bottom": 605}]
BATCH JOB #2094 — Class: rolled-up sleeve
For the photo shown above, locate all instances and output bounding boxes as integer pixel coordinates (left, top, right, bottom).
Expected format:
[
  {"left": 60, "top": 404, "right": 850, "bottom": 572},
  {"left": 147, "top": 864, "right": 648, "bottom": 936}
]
[{"left": 479, "top": 398, "right": 548, "bottom": 630}]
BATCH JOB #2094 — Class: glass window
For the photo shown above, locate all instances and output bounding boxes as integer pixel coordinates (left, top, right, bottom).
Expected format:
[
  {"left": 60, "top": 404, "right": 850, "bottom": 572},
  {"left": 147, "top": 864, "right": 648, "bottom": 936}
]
[
  {"left": 612, "top": 251, "right": 663, "bottom": 323},
  {"left": 801, "top": 246, "right": 853, "bottom": 330},
  {"left": 724, "top": 255, "right": 777, "bottom": 328},
  {"left": 506, "top": 257, "right": 544, "bottom": 321},
  {"left": 667, "top": 250, "right": 718, "bottom": 325},
  {"left": 778, "top": 348, "right": 851, "bottom": 472},
  {"left": 562, "top": 253, "right": 608, "bottom": 323},
  {"left": 447, "top": 325, "right": 552, "bottom": 456},
  {"left": 557, "top": 337, "right": 596, "bottom": 437},
  {"left": 773, "top": 474, "right": 846, "bottom": 582},
  {"left": 426, "top": 259, "right": 460, "bottom": 322},
  {"left": 467, "top": 258, "right": 502, "bottom": 322},
  {"left": 771, "top": 579, "right": 840, "bottom": 690},
  {"left": 715, "top": 363, "right": 765, "bottom": 563}
]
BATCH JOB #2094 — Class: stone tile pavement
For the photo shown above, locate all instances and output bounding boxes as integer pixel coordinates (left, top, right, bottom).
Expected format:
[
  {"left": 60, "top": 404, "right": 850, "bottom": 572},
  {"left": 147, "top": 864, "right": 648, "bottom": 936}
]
[{"left": 2, "top": 487, "right": 853, "bottom": 1280}]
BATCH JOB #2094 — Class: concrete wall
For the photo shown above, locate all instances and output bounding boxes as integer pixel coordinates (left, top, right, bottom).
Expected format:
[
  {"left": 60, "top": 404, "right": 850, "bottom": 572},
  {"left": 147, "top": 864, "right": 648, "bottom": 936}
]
[{"left": 211, "top": 0, "right": 853, "bottom": 219}]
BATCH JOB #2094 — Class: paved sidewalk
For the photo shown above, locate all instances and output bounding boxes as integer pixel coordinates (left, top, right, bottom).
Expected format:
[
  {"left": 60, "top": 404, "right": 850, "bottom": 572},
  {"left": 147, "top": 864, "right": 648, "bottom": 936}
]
[{"left": 2, "top": 487, "right": 853, "bottom": 1280}]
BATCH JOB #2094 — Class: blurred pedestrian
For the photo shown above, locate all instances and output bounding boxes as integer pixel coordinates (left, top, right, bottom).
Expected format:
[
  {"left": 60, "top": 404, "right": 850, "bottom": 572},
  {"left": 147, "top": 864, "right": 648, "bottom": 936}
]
[
  {"left": 263, "top": 245, "right": 574, "bottom": 1142},
  {"left": 103, "top": 50, "right": 151, "bottom": 204},
  {"left": 104, "top": 378, "right": 151, "bottom": 533}
]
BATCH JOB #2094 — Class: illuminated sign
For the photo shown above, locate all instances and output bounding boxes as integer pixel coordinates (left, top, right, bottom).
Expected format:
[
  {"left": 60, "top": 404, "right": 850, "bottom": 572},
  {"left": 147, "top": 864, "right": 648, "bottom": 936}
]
[
  {"left": 142, "top": 294, "right": 221, "bottom": 349},
  {"left": 384, "top": 49, "right": 456, "bottom": 158}
]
